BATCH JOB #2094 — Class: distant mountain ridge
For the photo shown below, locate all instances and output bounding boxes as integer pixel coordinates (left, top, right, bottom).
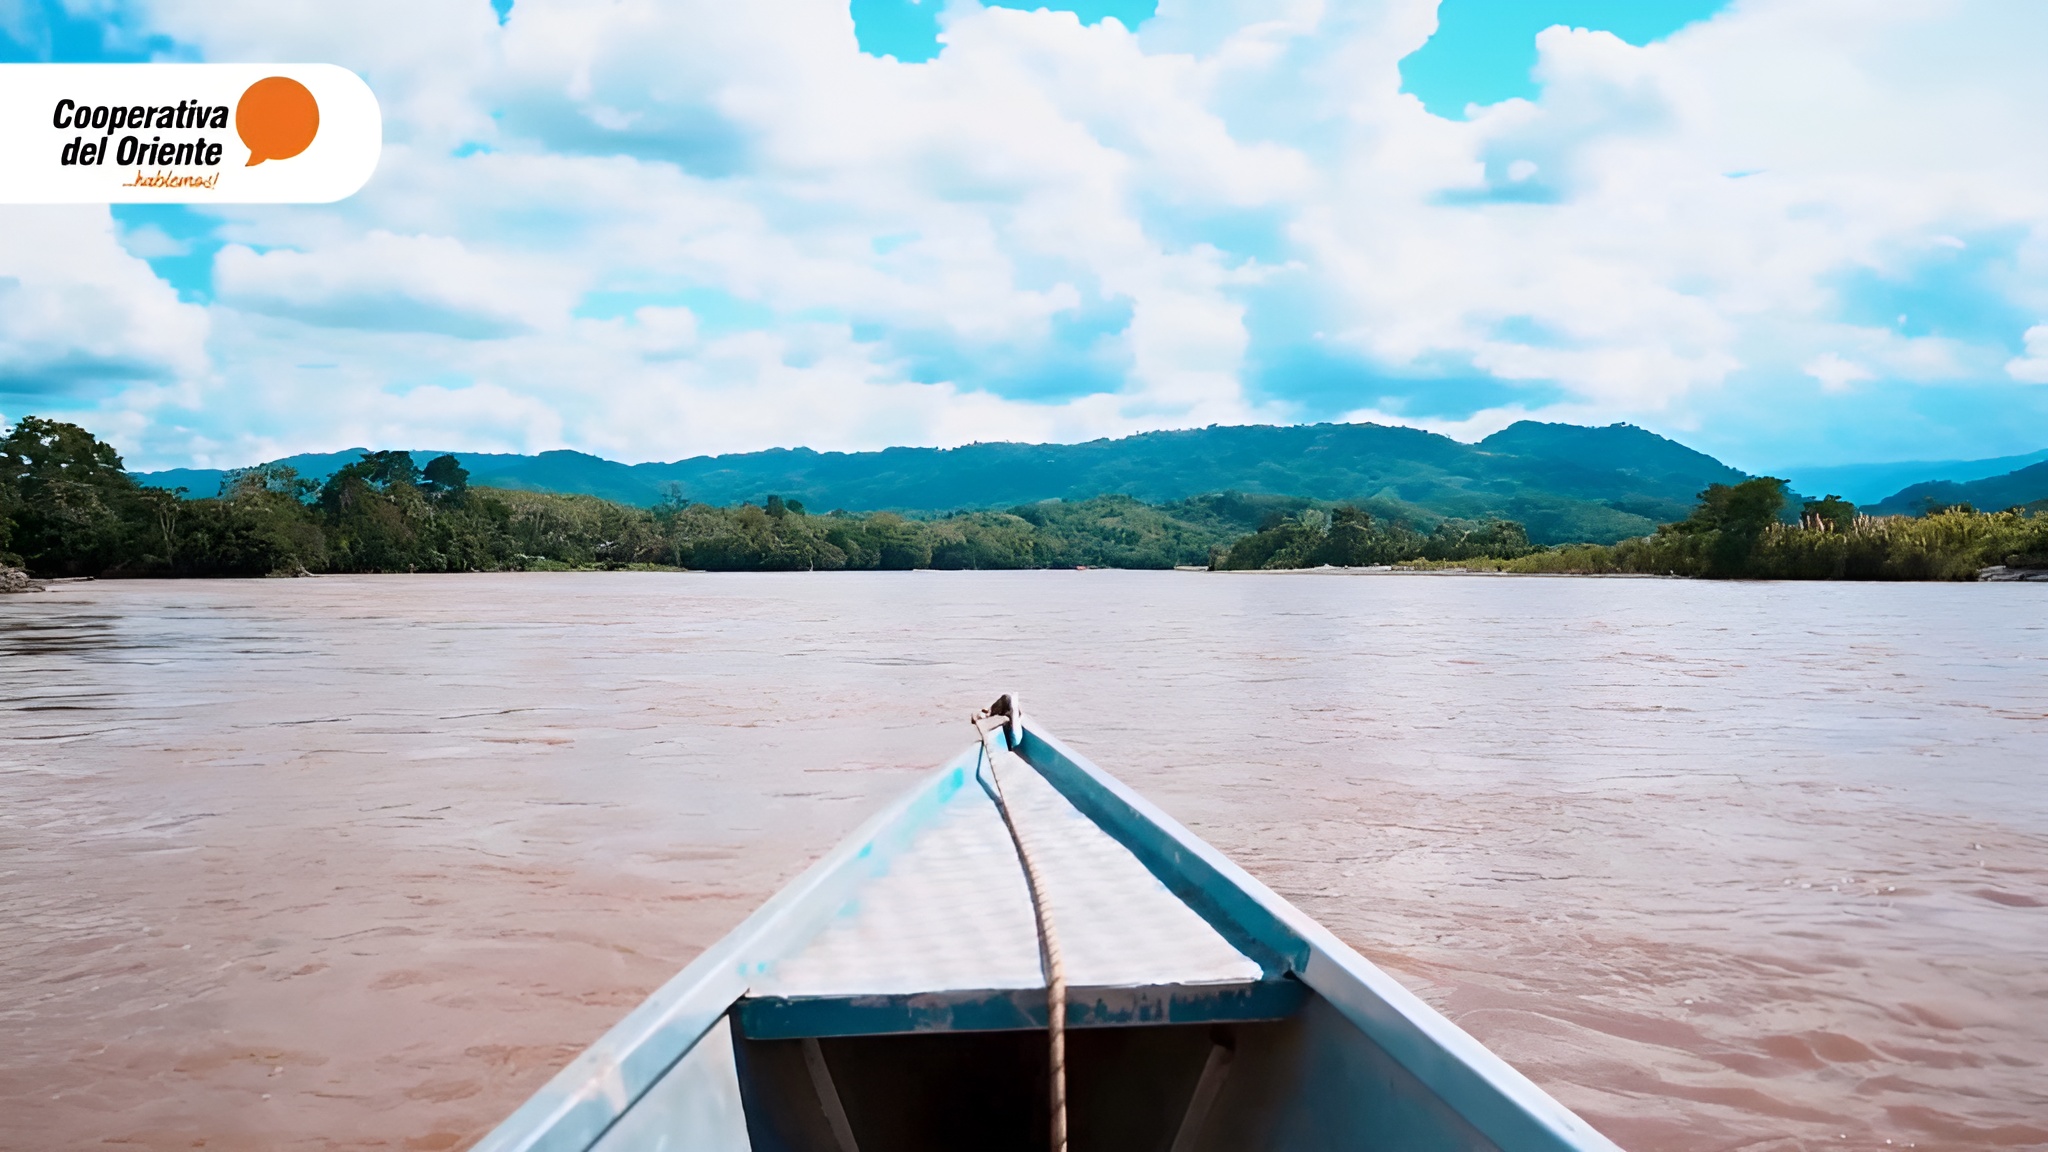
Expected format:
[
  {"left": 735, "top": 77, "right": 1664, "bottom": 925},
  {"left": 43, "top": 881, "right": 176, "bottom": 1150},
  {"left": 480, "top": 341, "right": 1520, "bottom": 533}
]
[
  {"left": 1781, "top": 448, "right": 2048, "bottom": 506},
  {"left": 134, "top": 420, "right": 1751, "bottom": 545},
  {"left": 1869, "top": 460, "right": 2048, "bottom": 515}
]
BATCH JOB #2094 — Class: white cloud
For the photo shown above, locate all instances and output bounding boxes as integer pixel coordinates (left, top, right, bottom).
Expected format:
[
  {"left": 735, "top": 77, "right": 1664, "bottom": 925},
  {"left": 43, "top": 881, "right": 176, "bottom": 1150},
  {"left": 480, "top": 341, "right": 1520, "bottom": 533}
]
[
  {"left": 2008, "top": 324, "right": 2048, "bottom": 384},
  {"left": 1804, "top": 352, "right": 1873, "bottom": 394},
  {"left": 14, "top": 0, "right": 2048, "bottom": 469},
  {"left": 1334, "top": 401, "right": 1556, "bottom": 444},
  {"left": 0, "top": 207, "right": 210, "bottom": 412},
  {"left": 213, "top": 231, "right": 574, "bottom": 338},
  {"left": 117, "top": 223, "right": 190, "bottom": 259}
]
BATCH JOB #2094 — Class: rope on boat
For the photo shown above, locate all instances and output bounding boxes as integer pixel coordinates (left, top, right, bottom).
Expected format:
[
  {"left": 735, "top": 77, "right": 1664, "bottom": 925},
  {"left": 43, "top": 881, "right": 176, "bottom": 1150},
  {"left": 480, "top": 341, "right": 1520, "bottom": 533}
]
[{"left": 973, "top": 696, "right": 1067, "bottom": 1152}]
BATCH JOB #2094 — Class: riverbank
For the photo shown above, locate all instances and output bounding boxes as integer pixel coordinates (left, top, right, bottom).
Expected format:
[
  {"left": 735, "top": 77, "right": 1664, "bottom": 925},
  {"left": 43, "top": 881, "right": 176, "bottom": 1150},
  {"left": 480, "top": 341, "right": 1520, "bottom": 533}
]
[
  {"left": 10, "top": 418, "right": 2046, "bottom": 583},
  {"left": 1209, "top": 562, "right": 1676, "bottom": 578}
]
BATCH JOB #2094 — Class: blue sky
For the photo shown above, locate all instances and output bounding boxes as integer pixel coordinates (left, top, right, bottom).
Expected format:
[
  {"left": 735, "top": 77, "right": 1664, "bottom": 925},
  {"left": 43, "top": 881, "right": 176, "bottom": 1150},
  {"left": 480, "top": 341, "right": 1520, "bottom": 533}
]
[
  {"left": 1399, "top": 0, "right": 1726, "bottom": 116},
  {"left": 3, "top": 0, "right": 2047, "bottom": 473},
  {"left": 850, "top": 0, "right": 1158, "bottom": 62}
]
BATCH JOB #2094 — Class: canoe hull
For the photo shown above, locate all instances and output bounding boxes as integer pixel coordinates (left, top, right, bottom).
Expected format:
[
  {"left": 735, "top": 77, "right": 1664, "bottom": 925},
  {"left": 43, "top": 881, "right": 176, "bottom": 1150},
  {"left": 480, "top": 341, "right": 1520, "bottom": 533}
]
[{"left": 476, "top": 717, "right": 1622, "bottom": 1152}]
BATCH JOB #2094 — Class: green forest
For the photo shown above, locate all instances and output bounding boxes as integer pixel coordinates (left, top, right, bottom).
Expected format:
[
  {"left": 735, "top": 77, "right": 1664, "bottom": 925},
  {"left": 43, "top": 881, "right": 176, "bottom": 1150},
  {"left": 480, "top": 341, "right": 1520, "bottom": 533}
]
[
  {"left": 4, "top": 417, "right": 2044, "bottom": 583},
  {"left": 1410, "top": 482, "right": 2048, "bottom": 581},
  {"left": 0, "top": 417, "right": 1287, "bottom": 576},
  {"left": 1218, "top": 477, "right": 2047, "bottom": 579}
]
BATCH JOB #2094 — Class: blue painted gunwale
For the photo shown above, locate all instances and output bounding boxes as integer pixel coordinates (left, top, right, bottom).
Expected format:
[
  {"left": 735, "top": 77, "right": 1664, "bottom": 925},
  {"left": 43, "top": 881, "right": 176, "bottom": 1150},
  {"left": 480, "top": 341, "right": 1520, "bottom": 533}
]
[
  {"left": 470, "top": 750, "right": 982, "bottom": 1152},
  {"left": 1012, "top": 723, "right": 1622, "bottom": 1152}
]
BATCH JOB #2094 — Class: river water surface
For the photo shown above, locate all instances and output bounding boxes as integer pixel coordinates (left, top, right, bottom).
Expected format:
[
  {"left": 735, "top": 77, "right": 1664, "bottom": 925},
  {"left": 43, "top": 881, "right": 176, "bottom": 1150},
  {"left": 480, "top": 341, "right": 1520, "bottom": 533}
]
[{"left": 1, "top": 572, "right": 2044, "bottom": 1151}]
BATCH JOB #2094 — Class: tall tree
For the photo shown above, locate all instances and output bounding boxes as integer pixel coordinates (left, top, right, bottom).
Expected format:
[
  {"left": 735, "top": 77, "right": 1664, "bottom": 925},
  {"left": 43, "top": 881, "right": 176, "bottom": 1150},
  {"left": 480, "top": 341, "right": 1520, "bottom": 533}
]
[
  {"left": 1667, "top": 477, "right": 1789, "bottom": 576},
  {"left": 0, "top": 416, "right": 146, "bottom": 576},
  {"left": 421, "top": 454, "right": 469, "bottom": 499}
]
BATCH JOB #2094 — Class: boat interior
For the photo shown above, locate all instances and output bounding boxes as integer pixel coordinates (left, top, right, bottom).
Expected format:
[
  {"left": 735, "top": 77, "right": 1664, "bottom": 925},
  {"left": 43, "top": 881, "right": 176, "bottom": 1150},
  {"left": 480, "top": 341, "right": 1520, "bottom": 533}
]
[{"left": 723, "top": 991, "right": 1501, "bottom": 1152}]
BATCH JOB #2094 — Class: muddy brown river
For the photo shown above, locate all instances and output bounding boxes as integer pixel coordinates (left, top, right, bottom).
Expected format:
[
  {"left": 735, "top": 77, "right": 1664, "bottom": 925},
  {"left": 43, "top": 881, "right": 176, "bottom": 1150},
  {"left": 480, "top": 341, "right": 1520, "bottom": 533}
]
[{"left": 2, "top": 572, "right": 2043, "bottom": 1151}]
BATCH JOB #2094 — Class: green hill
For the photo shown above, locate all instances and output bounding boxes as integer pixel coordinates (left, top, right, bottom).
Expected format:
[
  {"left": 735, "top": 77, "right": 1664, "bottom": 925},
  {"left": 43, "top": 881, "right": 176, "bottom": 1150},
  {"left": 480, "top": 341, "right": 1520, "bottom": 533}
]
[
  {"left": 1869, "top": 460, "right": 2048, "bottom": 515},
  {"left": 1783, "top": 448, "right": 2048, "bottom": 506},
  {"left": 134, "top": 419, "right": 1751, "bottom": 545}
]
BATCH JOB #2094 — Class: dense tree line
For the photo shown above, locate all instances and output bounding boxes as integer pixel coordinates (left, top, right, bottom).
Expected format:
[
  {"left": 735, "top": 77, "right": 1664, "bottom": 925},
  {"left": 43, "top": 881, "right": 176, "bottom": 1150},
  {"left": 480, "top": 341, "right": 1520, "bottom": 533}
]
[
  {"left": 0, "top": 417, "right": 1288, "bottom": 576},
  {"left": 1433, "top": 479, "right": 2048, "bottom": 580},
  {"left": 5, "top": 418, "right": 2040, "bottom": 582},
  {"left": 1211, "top": 506, "right": 1537, "bottom": 569}
]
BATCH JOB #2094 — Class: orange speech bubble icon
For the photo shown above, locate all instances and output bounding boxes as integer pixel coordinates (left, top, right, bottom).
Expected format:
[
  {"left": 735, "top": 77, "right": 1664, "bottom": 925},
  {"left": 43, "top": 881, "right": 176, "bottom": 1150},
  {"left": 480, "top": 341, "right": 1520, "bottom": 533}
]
[{"left": 236, "top": 76, "right": 320, "bottom": 166}]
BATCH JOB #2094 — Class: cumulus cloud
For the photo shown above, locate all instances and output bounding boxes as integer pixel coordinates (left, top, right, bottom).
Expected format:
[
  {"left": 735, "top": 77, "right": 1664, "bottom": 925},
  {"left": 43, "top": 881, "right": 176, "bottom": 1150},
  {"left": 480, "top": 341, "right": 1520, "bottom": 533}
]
[
  {"left": 214, "top": 231, "right": 573, "bottom": 338},
  {"left": 1805, "top": 353, "right": 1873, "bottom": 394},
  {"left": 0, "top": 207, "right": 210, "bottom": 405},
  {"left": 2008, "top": 325, "right": 2048, "bottom": 384},
  {"left": 10, "top": 0, "right": 2048, "bottom": 468}
]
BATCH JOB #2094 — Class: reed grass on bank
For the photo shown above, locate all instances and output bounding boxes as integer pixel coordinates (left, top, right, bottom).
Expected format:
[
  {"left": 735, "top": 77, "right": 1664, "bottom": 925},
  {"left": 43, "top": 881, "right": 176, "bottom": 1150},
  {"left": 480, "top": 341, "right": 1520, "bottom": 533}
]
[
  {"left": 1391, "top": 511, "right": 2048, "bottom": 580},
  {"left": 1240, "top": 480, "right": 2048, "bottom": 581}
]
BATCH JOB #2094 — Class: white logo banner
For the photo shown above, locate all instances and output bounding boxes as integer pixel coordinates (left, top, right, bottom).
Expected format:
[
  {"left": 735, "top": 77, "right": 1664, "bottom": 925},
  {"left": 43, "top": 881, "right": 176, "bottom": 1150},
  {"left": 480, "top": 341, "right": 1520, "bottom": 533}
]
[{"left": 0, "top": 63, "right": 381, "bottom": 204}]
